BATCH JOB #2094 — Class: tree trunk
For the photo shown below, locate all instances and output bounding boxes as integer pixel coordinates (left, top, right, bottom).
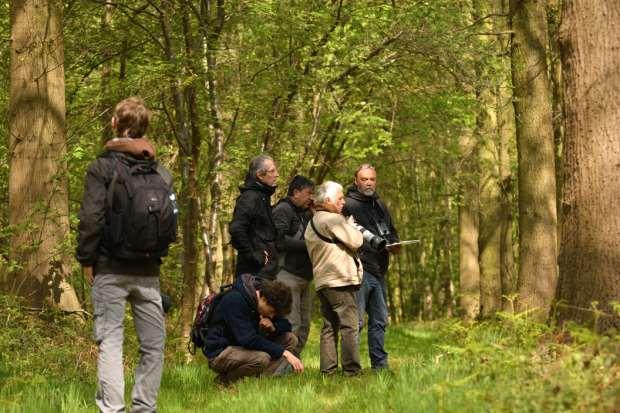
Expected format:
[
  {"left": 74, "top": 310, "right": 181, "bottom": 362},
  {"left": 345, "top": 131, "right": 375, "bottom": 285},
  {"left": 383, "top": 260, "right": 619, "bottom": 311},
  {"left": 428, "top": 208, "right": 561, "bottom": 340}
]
[
  {"left": 99, "top": 2, "right": 114, "bottom": 142},
  {"left": 556, "top": 1, "right": 620, "bottom": 331},
  {"left": 547, "top": 0, "right": 564, "bottom": 241},
  {"left": 510, "top": 0, "right": 558, "bottom": 319},
  {"left": 159, "top": 2, "right": 197, "bottom": 347},
  {"left": 199, "top": 0, "right": 227, "bottom": 297},
  {"left": 458, "top": 128, "right": 480, "bottom": 320},
  {"left": 7, "top": 0, "right": 81, "bottom": 312},
  {"left": 497, "top": 0, "right": 516, "bottom": 313},
  {"left": 178, "top": 9, "right": 202, "bottom": 347}
]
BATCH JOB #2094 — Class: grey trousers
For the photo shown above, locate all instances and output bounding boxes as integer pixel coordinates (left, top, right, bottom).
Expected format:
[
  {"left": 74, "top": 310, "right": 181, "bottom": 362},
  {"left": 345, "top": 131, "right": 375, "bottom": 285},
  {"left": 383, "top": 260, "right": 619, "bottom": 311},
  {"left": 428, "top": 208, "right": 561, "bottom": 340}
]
[
  {"left": 92, "top": 273, "right": 165, "bottom": 413},
  {"left": 276, "top": 269, "right": 312, "bottom": 356},
  {"left": 317, "top": 286, "right": 361, "bottom": 376}
]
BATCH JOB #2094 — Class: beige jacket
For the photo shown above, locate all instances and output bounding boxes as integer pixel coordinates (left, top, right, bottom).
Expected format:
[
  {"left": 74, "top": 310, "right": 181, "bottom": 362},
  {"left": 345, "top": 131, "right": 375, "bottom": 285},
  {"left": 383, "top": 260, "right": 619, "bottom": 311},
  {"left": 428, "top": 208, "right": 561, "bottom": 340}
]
[{"left": 304, "top": 210, "right": 364, "bottom": 291}]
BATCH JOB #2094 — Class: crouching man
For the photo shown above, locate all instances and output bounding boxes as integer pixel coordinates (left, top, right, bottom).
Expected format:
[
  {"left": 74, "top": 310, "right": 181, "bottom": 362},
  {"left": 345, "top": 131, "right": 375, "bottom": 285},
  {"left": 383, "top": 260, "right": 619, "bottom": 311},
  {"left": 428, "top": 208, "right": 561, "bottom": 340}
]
[{"left": 204, "top": 274, "right": 304, "bottom": 384}]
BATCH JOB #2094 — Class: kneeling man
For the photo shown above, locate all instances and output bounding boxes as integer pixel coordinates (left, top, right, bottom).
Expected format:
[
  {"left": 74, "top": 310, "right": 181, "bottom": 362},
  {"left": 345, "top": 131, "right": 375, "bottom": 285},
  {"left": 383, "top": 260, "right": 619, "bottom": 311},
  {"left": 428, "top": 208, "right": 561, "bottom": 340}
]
[{"left": 204, "top": 274, "right": 304, "bottom": 384}]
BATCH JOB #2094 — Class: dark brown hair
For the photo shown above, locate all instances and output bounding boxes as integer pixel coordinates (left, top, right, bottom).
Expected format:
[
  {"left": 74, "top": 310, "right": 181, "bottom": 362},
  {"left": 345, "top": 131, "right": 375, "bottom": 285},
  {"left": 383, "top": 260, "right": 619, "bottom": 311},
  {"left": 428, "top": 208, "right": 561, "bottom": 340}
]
[
  {"left": 259, "top": 280, "right": 292, "bottom": 317},
  {"left": 114, "top": 96, "right": 150, "bottom": 138}
]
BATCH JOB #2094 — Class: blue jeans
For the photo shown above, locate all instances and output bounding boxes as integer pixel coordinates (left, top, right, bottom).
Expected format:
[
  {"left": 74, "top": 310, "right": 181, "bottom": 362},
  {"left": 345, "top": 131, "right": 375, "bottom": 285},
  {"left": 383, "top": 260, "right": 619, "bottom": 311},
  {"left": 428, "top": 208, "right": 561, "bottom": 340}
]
[{"left": 357, "top": 271, "right": 389, "bottom": 369}]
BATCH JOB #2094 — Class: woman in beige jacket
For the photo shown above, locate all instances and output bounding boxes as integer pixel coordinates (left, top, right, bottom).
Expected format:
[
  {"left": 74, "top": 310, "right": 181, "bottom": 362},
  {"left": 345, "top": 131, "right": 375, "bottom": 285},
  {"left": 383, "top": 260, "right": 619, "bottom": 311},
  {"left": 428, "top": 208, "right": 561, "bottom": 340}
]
[{"left": 305, "top": 181, "right": 363, "bottom": 376}]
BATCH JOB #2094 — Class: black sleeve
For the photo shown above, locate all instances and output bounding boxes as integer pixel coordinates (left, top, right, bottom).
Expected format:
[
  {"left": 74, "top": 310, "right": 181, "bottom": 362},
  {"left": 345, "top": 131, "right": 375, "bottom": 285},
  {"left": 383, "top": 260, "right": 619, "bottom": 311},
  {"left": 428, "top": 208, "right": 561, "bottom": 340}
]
[
  {"left": 75, "top": 159, "right": 109, "bottom": 266},
  {"left": 229, "top": 193, "right": 261, "bottom": 265},
  {"left": 273, "top": 203, "right": 306, "bottom": 252},
  {"left": 223, "top": 295, "right": 285, "bottom": 359}
]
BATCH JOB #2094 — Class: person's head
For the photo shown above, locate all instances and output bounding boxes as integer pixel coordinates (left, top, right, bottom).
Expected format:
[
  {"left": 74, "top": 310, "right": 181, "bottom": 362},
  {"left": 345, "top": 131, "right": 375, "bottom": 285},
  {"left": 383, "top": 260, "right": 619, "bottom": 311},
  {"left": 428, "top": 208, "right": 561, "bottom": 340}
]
[
  {"left": 256, "top": 280, "right": 292, "bottom": 318},
  {"left": 249, "top": 154, "right": 279, "bottom": 187},
  {"left": 287, "top": 175, "right": 314, "bottom": 209},
  {"left": 313, "top": 181, "right": 345, "bottom": 214},
  {"left": 354, "top": 164, "right": 377, "bottom": 196},
  {"left": 111, "top": 96, "right": 150, "bottom": 139}
]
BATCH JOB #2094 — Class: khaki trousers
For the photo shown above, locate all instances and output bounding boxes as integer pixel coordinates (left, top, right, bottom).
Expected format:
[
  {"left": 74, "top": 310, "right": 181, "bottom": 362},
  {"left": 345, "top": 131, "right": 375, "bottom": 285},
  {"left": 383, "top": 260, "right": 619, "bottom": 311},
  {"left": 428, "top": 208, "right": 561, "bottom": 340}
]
[
  {"left": 317, "top": 286, "right": 361, "bottom": 376},
  {"left": 208, "top": 332, "right": 297, "bottom": 383}
]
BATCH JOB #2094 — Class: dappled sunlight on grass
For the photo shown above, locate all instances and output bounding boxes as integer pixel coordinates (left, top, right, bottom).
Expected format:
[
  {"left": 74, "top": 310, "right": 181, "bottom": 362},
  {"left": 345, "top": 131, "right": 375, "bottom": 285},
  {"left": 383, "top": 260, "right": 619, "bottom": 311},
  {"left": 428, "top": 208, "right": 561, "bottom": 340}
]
[{"left": 1, "top": 300, "right": 617, "bottom": 413}]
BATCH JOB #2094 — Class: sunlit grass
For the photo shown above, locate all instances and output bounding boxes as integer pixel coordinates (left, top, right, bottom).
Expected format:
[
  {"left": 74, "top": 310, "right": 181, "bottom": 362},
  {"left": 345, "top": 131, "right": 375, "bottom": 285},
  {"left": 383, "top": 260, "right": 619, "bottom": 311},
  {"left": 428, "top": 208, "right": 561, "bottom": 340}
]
[{"left": 0, "top": 305, "right": 617, "bottom": 413}]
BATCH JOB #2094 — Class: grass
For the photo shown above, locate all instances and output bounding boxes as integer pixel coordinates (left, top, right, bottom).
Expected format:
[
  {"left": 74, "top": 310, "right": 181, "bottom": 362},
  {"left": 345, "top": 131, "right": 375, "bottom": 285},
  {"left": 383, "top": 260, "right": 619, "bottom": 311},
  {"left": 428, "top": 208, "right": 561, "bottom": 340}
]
[{"left": 0, "top": 296, "right": 618, "bottom": 412}]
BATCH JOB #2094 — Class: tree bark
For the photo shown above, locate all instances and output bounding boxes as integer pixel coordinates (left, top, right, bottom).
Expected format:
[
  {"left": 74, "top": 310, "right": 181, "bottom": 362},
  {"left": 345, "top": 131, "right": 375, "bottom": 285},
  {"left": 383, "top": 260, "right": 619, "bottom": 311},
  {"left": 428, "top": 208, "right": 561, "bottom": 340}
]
[
  {"left": 199, "top": 0, "right": 227, "bottom": 297},
  {"left": 99, "top": 2, "right": 115, "bottom": 142},
  {"left": 8, "top": 0, "right": 81, "bottom": 312},
  {"left": 458, "top": 127, "right": 481, "bottom": 320},
  {"left": 510, "top": 0, "right": 558, "bottom": 319},
  {"left": 556, "top": 1, "right": 620, "bottom": 331},
  {"left": 178, "top": 8, "right": 202, "bottom": 346},
  {"left": 474, "top": 0, "right": 503, "bottom": 316},
  {"left": 497, "top": 0, "right": 516, "bottom": 313},
  {"left": 159, "top": 1, "right": 197, "bottom": 346}
]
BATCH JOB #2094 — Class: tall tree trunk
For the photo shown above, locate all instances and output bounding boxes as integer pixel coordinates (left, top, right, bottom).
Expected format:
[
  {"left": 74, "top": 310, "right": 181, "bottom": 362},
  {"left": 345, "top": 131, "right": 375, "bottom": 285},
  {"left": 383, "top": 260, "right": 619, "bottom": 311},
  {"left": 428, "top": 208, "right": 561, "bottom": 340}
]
[
  {"left": 497, "top": 0, "right": 516, "bottom": 312},
  {"left": 556, "top": 1, "right": 620, "bottom": 331},
  {"left": 178, "top": 9, "right": 202, "bottom": 346},
  {"left": 99, "top": 2, "right": 114, "bottom": 142},
  {"left": 159, "top": 2, "right": 196, "bottom": 347},
  {"left": 199, "top": 0, "right": 227, "bottom": 297},
  {"left": 510, "top": 0, "right": 558, "bottom": 319},
  {"left": 547, "top": 0, "right": 564, "bottom": 245},
  {"left": 474, "top": 0, "right": 503, "bottom": 322},
  {"left": 458, "top": 128, "right": 480, "bottom": 320},
  {"left": 7, "top": 0, "right": 81, "bottom": 312}
]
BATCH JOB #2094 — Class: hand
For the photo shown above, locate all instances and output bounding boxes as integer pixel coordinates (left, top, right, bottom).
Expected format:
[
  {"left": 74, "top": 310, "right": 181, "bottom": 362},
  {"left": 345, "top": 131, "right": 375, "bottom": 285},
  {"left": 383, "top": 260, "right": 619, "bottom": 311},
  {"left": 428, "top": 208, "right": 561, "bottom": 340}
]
[
  {"left": 387, "top": 244, "right": 401, "bottom": 254},
  {"left": 263, "top": 250, "right": 270, "bottom": 265},
  {"left": 259, "top": 316, "right": 276, "bottom": 334},
  {"left": 282, "top": 350, "right": 304, "bottom": 373},
  {"left": 83, "top": 266, "right": 94, "bottom": 286}
]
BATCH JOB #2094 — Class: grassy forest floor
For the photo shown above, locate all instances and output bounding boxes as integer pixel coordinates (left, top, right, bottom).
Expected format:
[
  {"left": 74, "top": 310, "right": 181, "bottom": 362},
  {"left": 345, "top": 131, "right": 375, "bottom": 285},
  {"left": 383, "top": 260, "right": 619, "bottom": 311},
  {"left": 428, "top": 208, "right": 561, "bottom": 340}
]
[{"left": 0, "top": 295, "right": 618, "bottom": 413}]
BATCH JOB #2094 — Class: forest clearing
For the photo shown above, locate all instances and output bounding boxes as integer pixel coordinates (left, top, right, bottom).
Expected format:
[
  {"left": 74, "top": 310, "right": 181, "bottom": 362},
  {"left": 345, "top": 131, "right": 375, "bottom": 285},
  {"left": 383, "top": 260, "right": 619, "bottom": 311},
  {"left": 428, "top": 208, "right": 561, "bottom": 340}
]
[{"left": 0, "top": 1, "right": 618, "bottom": 412}]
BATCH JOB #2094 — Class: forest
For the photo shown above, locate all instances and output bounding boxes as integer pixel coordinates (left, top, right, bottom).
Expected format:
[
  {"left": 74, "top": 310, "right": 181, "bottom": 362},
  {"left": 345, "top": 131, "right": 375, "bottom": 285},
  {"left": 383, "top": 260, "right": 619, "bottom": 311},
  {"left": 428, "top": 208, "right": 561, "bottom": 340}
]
[{"left": 0, "top": 1, "right": 618, "bottom": 412}]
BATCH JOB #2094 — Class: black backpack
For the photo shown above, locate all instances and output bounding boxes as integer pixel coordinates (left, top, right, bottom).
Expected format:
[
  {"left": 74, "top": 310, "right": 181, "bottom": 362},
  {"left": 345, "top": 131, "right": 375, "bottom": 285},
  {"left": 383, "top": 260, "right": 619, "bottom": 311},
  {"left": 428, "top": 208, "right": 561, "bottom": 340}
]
[
  {"left": 188, "top": 284, "right": 232, "bottom": 355},
  {"left": 104, "top": 156, "right": 178, "bottom": 260}
]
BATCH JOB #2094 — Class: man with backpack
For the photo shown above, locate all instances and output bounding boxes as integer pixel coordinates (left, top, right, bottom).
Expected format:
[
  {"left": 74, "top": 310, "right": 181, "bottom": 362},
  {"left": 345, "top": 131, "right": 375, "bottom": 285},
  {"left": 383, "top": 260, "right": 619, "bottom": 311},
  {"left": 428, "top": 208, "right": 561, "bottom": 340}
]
[
  {"left": 204, "top": 274, "right": 304, "bottom": 384},
  {"left": 229, "top": 154, "right": 280, "bottom": 279},
  {"left": 76, "top": 97, "right": 177, "bottom": 413},
  {"left": 273, "top": 175, "right": 315, "bottom": 357}
]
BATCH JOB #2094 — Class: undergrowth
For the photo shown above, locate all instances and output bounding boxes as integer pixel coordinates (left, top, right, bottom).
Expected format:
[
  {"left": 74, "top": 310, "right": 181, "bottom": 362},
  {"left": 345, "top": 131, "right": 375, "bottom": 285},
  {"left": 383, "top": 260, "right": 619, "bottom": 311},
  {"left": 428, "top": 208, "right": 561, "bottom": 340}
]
[{"left": 0, "top": 295, "right": 617, "bottom": 412}]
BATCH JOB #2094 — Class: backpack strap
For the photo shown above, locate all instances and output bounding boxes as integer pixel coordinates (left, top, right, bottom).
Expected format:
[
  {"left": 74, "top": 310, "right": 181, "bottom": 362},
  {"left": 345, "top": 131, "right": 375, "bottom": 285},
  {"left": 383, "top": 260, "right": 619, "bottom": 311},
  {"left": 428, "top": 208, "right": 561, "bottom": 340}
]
[
  {"left": 309, "top": 217, "right": 361, "bottom": 272},
  {"left": 310, "top": 218, "right": 340, "bottom": 244},
  {"left": 155, "top": 163, "right": 173, "bottom": 188}
]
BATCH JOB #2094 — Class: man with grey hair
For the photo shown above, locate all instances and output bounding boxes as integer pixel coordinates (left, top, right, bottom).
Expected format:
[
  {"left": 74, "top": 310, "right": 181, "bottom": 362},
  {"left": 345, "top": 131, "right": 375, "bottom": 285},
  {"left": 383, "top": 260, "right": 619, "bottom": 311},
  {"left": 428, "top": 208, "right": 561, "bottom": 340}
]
[
  {"left": 229, "top": 154, "right": 280, "bottom": 279},
  {"left": 305, "top": 181, "right": 364, "bottom": 376}
]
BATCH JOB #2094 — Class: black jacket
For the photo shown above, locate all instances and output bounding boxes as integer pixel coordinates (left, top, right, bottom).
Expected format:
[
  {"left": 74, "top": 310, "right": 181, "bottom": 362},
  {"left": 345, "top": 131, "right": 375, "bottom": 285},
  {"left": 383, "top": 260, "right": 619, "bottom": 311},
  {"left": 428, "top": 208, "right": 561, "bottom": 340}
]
[
  {"left": 76, "top": 150, "right": 160, "bottom": 276},
  {"left": 343, "top": 186, "right": 399, "bottom": 278},
  {"left": 229, "top": 176, "right": 279, "bottom": 279},
  {"left": 273, "top": 198, "right": 313, "bottom": 280},
  {"left": 204, "top": 274, "right": 292, "bottom": 359}
]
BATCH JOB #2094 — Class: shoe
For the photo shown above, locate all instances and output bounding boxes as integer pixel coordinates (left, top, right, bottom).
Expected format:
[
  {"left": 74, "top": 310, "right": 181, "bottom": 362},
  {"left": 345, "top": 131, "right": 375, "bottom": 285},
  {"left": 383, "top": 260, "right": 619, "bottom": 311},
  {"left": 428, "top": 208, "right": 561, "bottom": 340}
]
[{"left": 271, "top": 360, "right": 293, "bottom": 376}]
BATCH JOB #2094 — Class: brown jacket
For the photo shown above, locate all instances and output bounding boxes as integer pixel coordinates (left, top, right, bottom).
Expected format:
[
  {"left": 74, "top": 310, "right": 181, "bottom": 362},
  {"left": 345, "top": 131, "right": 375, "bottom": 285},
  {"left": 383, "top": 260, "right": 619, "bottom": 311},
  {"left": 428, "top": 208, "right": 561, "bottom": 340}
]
[{"left": 304, "top": 210, "right": 364, "bottom": 291}]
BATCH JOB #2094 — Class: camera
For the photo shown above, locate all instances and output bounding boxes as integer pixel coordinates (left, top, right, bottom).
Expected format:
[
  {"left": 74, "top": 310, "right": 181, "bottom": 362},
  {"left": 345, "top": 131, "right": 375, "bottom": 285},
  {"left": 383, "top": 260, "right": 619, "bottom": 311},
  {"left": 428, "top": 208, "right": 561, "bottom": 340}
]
[{"left": 351, "top": 222, "right": 387, "bottom": 250}]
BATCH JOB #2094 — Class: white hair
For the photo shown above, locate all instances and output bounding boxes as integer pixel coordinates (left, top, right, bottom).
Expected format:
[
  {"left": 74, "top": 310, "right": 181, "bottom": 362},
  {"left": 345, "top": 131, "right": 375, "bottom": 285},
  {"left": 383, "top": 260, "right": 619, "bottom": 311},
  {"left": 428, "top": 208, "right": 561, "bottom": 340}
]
[{"left": 313, "top": 181, "right": 343, "bottom": 204}]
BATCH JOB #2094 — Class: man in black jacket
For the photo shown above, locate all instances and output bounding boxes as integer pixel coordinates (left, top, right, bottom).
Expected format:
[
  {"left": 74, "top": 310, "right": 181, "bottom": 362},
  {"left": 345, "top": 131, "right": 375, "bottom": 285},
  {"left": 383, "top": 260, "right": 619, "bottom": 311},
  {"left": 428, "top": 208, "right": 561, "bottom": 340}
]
[
  {"left": 76, "top": 97, "right": 172, "bottom": 412},
  {"left": 273, "top": 175, "right": 314, "bottom": 356},
  {"left": 229, "top": 155, "right": 280, "bottom": 279},
  {"left": 343, "top": 164, "right": 400, "bottom": 371},
  {"left": 205, "top": 274, "right": 304, "bottom": 383}
]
